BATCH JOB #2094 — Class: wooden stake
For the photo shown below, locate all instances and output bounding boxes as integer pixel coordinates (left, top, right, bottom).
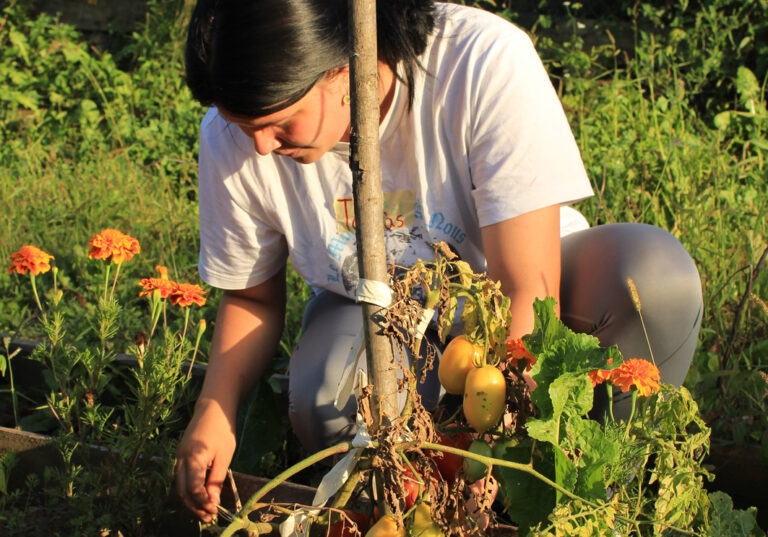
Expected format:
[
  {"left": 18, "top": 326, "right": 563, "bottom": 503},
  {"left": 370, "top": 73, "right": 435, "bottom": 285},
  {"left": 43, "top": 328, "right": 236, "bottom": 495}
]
[{"left": 348, "top": 0, "right": 399, "bottom": 429}]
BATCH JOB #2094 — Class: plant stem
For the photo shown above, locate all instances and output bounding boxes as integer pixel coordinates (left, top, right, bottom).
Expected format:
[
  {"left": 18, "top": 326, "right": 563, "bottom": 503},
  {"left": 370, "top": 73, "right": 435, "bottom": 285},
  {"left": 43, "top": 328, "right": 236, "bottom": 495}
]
[
  {"left": 103, "top": 263, "right": 111, "bottom": 302},
  {"left": 421, "top": 441, "right": 589, "bottom": 507},
  {"left": 3, "top": 342, "right": 21, "bottom": 429},
  {"left": 624, "top": 391, "right": 638, "bottom": 440},
  {"left": 109, "top": 262, "right": 122, "bottom": 301},
  {"left": 181, "top": 307, "right": 190, "bottom": 344},
  {"left": 607, "top": 383, "right": 615, "bottom": 423},
  {"left": 219, "top": 518, "right": 272, "bottom": 537},
  {"left": 637, "top": 311, "right": 656, "bottom": 367},
  {"left": 29, "top": 274, "right": 43, "bottom": 313},
  {"left": 238, "top": 442, "right": 352, "bottom": 515}
]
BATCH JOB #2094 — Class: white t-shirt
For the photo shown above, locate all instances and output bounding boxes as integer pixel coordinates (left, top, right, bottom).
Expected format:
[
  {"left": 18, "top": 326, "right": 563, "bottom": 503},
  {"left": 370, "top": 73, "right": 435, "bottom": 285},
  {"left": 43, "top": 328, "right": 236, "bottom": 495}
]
[{"left": 196, "top": 3, "right": 594, "bottom": 296}]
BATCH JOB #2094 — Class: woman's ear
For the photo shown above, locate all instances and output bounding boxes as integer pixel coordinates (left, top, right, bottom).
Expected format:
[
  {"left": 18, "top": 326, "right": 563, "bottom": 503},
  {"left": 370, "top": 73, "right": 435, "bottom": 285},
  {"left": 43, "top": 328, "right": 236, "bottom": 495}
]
[{"left": 325, "top": 65, "right": 351, "bottom": 82}]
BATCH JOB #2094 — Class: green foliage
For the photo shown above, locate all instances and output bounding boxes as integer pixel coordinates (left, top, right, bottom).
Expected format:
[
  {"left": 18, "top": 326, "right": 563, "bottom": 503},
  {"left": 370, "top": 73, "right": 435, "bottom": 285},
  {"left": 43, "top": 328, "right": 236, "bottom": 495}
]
[
  {"left": 460, "top": 0, "right": 768, "bottom": 452},
  {"left": 709, "top": 492, "right": 766, "bottom": 537},
  {"left": 2, "top": 234, "right": 206, "bottom": 534},
  {"left": 494, "top": 299, "right": 762, "bottom": 536}
]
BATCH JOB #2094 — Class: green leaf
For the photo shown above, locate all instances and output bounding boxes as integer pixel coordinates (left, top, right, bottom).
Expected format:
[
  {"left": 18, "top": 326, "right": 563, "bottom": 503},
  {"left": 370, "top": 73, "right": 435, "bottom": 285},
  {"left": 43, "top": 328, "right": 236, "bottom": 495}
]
[
  {"left": 736, "top": 66, "right": 760, "bottom": 111},
  {"left": 707, "top": 491, "right": 764, "bottom": 537},
  {"left": 552, "top": 446, "right": 577, "bottom": 504},
  {"left": 525, "top": 373, "right": 593, "bottom": 445},
  {"left": 750, "top": 137, "right": 768, "bottom": 151},
  {"left": 494, "top": 442, "right": 556, "bottom": 536},
  {"left": 231, "top": 379, "right": 285, "bottom": 475},
  {"left": 8, "top": 30, "right": 29, "bottom": 65},
  {"left": 524, "top": 297, "right": 569, "bottom": 355},
  {"left": 0, "top": 355, "right": 6, "bottom": 377},
  {"left": 566, "top": 417, "right": 620, "bottom": 501},
  {"left": 550, "top": 373, "right": 593, "bottom": 418},
  {"left": 0, "top": 452, "right": 20, "bottom": 495},
  {"left": 714, "top": 111, "right": 732, "bottom": 130}
]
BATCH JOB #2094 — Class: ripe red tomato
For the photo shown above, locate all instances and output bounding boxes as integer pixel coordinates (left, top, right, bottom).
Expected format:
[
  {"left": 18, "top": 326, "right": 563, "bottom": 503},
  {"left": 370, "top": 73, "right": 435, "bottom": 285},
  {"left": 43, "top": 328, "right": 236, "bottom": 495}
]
[
  {"left": 428, "top": 429, "right": 473, "bottom": 482},
  {"left": 438, "top": 335, "right": 482, "bottom": 395},
  {"left": 402, "top": 466, "right": 439, "bottom": 509},
  {"left": 463, "top": 365, "right": 506, "bottom": 433}
]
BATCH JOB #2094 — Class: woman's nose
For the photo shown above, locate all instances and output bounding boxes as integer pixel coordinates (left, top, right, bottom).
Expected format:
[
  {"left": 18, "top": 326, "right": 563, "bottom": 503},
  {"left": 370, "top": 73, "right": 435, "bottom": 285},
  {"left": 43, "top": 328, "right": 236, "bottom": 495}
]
[{"left": 251, "top": 128, "right": 281, "bottom": 155}]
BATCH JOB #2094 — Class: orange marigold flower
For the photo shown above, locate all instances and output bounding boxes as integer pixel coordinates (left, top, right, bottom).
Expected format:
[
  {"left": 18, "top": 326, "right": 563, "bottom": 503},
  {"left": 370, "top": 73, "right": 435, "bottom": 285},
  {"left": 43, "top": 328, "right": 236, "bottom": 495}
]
[
  {"left": 169, "top": 282, "right": 206, "bottom": 307},
  {"left": 155, "top": 265, "right": 169, "bottom": 279},
  {"left": 506, "top": 338, "right": 537, "bottom": 370},
  {"left": 610, "top": 358, "right": 661, "bottom": 397},
  {"left": 138, "top": 277, "right": 176, "bottom": 299},
  {"left": 588, "top": 369, "right": 613, "bottom": 388},
  {"left": 587, "top": 358, "right": 614, "bottom": 388},
  {"left": 8, "top": 245, "right": 54, "bottom": 276},
  {"left": 87, "top": 228, "right": 140, "bottom": 265}
]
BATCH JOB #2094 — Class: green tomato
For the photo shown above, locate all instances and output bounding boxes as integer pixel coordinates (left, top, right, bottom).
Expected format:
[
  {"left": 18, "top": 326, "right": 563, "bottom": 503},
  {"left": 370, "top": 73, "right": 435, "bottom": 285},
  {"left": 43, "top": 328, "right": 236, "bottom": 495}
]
[{"left": 463, "top": 439, "right": 493, "bottom": 482}]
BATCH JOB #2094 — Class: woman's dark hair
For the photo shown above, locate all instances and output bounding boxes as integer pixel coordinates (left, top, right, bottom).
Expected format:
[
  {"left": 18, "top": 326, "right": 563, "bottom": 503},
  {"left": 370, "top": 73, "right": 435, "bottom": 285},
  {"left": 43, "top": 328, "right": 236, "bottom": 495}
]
[{"left": 185, "top": 0, "right": 435, "bottom": 117}]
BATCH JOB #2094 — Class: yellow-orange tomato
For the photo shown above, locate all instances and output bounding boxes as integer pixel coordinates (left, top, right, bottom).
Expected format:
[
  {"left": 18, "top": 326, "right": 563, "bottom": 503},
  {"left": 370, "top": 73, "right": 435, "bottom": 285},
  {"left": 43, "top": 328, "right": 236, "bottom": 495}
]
[
  {"left": 411, "top": 503, "right": 444, "bottom": 536},
  {"left": 438, "top": 335, "right": 482, "bottom": 395},
  {"left": 463, "top": 365, "right": 506, "bottom": 433},
  {"left": 365, "top": 515, "right": 405, "bottom": 537}
]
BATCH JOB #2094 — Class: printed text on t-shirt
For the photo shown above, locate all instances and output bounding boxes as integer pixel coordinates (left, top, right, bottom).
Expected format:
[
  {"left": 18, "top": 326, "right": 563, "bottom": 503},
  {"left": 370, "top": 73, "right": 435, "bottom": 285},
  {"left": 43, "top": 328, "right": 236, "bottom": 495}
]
[{"left": 334, "top": 190, "right": 415, "bottom": 233}]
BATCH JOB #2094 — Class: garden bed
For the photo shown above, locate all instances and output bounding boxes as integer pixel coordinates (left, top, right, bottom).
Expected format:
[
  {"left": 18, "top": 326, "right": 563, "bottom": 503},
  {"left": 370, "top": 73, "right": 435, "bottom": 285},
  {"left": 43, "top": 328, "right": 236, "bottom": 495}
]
[
  {"left": 4, "top": 338, "right": 766, "bottom": 534},
  {"left": 0, "top": 425, "right": 522, "bottom": 536}
]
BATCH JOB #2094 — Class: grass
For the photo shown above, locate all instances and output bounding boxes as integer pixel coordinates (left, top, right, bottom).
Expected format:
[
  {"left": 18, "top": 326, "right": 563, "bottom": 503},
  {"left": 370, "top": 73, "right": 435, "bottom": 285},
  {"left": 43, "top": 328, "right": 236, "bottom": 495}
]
[{"left": 1, "top": 0, "right": 766, "bottom": 472}]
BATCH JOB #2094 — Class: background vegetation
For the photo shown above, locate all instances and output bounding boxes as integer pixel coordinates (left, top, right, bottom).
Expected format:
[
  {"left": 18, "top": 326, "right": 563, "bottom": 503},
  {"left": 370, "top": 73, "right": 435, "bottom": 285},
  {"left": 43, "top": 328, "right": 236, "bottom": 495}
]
[{"left": 0, "top": 0, "right": 766, "bottom": 533}]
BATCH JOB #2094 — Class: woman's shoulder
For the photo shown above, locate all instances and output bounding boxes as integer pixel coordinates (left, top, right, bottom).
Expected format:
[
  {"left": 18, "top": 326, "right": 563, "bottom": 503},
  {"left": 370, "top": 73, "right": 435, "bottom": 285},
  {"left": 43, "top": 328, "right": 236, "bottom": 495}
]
[{"left": 433, "top": 2, "right": 531, "bottom": 47}]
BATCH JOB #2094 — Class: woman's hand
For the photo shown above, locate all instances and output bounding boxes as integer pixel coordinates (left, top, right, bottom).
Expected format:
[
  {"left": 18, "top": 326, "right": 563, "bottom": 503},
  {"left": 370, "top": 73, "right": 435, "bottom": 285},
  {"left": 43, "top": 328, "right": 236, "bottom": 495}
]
[
  {"left": 175, "top": 399, "right": 237, "bottom": 523},
  {"left": 174, "top": 271, "right": 287, "bottom": 521}
]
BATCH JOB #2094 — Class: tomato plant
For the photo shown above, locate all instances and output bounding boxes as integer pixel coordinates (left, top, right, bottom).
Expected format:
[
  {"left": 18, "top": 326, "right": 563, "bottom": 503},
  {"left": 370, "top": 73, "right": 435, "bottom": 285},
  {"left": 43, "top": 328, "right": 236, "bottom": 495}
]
[
  {"left": 438, "top": 335, "right": 482, "bottom": 395},
  {"left": 463, "top": 365, "right": 506, "bottom": 433}
]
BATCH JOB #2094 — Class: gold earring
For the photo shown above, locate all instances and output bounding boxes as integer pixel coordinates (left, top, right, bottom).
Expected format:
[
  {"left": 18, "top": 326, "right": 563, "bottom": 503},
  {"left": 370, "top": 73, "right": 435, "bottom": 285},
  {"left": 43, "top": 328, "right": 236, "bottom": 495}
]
[{"left": 342, "top": 94, "right": 351, "bottom": 105}]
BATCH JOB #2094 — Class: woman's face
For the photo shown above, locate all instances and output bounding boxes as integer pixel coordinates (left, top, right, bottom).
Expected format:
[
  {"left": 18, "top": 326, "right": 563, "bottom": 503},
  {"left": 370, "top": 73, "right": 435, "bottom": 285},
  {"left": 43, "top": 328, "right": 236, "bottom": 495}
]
[{"left": 218, "top": 70, "right": 351, "bottom": 164}]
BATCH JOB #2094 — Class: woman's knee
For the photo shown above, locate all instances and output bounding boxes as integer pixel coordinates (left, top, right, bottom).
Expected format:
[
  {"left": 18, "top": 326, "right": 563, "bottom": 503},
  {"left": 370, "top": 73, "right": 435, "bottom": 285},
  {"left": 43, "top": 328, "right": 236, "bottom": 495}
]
[
  {"left": 288, "top": 291, "right": 362, "bottom": 452},
  {"left": 561, "top": 223, "right": 702, "bottom": 381}
]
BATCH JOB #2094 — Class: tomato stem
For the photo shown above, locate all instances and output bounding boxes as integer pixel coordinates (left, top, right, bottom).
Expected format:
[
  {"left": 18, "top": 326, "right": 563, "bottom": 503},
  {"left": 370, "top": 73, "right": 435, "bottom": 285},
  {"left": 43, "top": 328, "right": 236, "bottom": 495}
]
[{"left": 235, "top": 441, "right": 352, "bottom": 517}]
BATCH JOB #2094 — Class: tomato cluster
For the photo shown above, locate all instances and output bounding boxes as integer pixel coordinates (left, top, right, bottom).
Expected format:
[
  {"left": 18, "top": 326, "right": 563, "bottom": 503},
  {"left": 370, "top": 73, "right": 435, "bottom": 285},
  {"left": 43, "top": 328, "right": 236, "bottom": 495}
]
[{"left": 438, "top": 335, "right": 507, "bottom": 434}]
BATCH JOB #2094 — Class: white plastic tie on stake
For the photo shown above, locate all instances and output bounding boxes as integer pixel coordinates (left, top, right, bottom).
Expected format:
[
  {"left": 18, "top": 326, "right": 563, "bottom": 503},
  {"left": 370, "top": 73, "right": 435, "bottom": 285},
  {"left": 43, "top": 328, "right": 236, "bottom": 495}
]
[
  {"left": 415, "top": 307, "right": 435, "bottom": 339},
  {"left": 355, "top": 278, "right": 393, "bottom": 308},
  {"left": 312, "top": 420, "right": 372, "bottom": 506},
  {"left": 279, "top": 421, "right": 374, "bottom": 536},
  {"left": 334, "top": 328, "right": 365, "bottom": 411}
]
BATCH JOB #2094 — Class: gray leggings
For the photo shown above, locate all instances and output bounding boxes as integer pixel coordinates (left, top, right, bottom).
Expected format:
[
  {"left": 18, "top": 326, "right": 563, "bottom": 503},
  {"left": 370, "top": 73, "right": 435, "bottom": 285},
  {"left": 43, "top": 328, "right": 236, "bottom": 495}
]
[{"left": 288, "top": 223, "right": 703, "bottom": 452}]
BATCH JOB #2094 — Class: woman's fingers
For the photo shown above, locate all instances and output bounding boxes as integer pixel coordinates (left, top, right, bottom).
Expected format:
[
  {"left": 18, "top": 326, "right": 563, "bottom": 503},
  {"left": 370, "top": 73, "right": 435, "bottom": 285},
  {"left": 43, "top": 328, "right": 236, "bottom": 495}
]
[
  {"left": 176, "top": 440, "right": 220, "bottom": 522},
  {"left": 176, "top": 456, "right": 216, "bottom": 522},
  {"left": 205, "top": 455, "right": 229, "bottom": 510}
]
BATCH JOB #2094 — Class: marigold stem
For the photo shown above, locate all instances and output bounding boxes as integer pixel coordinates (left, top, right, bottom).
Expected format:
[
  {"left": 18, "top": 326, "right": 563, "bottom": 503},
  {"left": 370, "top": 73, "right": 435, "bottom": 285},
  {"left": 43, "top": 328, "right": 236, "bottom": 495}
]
[
  {"left": 103, "top": 263, "right": 111, "bottom": 302},
  {"left": 29, "top": 274, "right": 44, "bottom": 313},
  {"left": 109, "top": 262, "right": 122, "bottom": 301},
  {"left": 607, "top": 383, "right": 615, "bottom": 423},
  {"left": 624, "top": 390, "right": 638, "bottom": 440}
]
